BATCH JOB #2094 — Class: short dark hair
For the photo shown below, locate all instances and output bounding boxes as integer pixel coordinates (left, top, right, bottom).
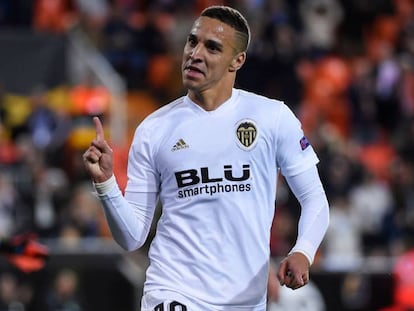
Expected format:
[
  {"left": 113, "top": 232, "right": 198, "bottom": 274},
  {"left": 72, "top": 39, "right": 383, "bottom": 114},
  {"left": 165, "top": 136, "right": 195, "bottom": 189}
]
[{"left": 200, "top": 6, "right": 250, "bottom": 52}]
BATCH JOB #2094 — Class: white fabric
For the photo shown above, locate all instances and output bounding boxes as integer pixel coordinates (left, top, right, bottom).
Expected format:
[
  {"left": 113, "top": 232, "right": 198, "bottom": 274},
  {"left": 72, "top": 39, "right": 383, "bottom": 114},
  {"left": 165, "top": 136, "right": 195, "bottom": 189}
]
[
  {"left": 141, "top": 289, "right": 266, "bottom": 311},
  {"left": 97, "top": 185, "right": 157, "bottom": 251},
  {"left": 285, "top": 166, "right": 330, "bottom": 264},
  {"left": 94, "top": 174, "right": 116, "bottom": 195},
  {"left": 95, "top": 89, "right": 328, "bottom": 309},
  {"left": 267, "top": 281, "right": 326, "bottom": 311}
]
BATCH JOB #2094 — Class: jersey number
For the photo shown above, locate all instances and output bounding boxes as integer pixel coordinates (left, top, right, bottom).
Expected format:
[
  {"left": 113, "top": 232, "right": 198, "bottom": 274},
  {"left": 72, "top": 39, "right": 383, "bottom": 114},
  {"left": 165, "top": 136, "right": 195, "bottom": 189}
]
[{"left": 154, "top": 301, "right": 187, "bottom": 311}]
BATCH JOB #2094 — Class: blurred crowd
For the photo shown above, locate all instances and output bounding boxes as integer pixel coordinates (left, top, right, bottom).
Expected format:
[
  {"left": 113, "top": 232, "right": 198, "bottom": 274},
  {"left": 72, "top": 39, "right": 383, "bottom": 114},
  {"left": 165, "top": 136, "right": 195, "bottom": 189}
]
[
  {"left": 1, "top": 0, "right": 414, "bottom": 308},
  {"left": 1, "top": 0, "right": 414, "bottom": 310}
]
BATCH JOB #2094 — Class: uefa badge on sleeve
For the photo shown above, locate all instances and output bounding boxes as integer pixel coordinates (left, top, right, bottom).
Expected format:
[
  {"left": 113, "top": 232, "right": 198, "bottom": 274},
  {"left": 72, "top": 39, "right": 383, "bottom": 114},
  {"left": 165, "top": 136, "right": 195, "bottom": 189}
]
[{"left": 300, "top": 136, "right": 310, "bottom": 150}]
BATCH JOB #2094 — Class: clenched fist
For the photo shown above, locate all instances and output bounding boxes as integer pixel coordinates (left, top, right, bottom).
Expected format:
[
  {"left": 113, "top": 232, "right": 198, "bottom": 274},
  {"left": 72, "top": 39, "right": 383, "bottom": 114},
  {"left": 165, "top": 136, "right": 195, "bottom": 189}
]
[{"left": 277, "top": 252, "right": 310, "bottom": 290}]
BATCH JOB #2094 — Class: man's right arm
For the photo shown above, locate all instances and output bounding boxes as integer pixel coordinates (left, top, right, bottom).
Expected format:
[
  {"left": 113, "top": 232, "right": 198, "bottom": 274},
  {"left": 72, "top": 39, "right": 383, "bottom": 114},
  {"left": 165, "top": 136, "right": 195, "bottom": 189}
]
[
  {"left": 94, "top": 178, "right": 158, "bottom": 251},
  {"left": 83, "top": 117, "right": 157, "bottom": 251}
]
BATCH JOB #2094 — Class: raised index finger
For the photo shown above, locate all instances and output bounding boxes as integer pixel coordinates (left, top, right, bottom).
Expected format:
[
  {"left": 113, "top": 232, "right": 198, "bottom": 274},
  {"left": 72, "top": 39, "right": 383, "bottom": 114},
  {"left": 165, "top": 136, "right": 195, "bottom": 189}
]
[{"left": 93, "top": 116, "right": 105, "bottom": 141}]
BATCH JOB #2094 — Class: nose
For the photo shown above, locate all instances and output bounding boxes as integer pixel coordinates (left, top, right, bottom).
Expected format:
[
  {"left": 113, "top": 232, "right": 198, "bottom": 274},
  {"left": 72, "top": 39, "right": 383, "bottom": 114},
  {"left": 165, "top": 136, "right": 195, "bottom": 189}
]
[{"left": 190, "top": 43, "right": 203, "bottom": 60}]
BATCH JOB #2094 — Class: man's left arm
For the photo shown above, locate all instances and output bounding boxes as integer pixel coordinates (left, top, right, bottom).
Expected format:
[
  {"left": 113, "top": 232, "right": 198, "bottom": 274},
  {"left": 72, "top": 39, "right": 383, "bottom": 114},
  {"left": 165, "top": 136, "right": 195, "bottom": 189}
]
[{"left": 277, "top": 165, "right": 330, "bottom": 289}]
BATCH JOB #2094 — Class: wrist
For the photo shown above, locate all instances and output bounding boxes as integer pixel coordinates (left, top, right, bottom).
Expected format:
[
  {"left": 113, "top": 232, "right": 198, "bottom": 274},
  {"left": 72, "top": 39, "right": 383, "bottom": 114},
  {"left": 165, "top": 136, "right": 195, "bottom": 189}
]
[
  {"left": 288, "top": 250, "right": 312, "bottom": 266},
  {"left": 93, "top": 174, "right": 116, "bottom": 195}
]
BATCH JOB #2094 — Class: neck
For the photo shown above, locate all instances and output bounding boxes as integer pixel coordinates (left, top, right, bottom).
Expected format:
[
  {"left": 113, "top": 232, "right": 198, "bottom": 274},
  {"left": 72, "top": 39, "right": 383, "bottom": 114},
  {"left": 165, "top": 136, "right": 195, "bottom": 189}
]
[
  {"left": 189, "top": 88, "right": 233, "bottom": 111},
  {"left": 188, "top": 76, "right": 236, "bottom": 111}
]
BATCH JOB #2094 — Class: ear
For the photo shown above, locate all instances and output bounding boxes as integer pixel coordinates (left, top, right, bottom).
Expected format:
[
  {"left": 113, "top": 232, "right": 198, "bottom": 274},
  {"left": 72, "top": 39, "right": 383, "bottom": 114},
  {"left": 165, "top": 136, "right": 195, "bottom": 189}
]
[{"left": 229, "top": 52, "right": 246, "bottom": 72}]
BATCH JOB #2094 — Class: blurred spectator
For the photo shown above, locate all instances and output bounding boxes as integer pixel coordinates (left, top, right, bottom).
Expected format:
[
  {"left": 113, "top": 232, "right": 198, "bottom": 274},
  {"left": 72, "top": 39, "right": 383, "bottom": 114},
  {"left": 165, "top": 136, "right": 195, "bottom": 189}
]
[
  {"left": 0, "top": 158, "right": 34, "bottom": 239},
  {"left": 237, "top": 3, "right": 303, "bottom": 110},
  {"left": 59, "top": 182, "right": 110, "bottom": 241},
  {"left": 100, "top": 4, "right": 146, "bottom": 89},
  {"left": 44, "top": 104, "right": 72, "bottom": 168},
  {"left": 19, "top": 86, "right": 71, "bottom": 168},
  {"left": 373, "top": 40, "right": 402, "bottom": 133},
  {"left": 393, "top": 0, "right": 414, "bottom": 26},
  {"left": 380, "top": 245, "right": 414, "bottom": 310},
  {"left": 299, "top": 0, "right": 344, "bottom": 57},
  {"left": 317, "top": 140, "right": 362, "bottom": 199},
  {"left": 394, "top": 117, "right": 414, "bottom": 164},
  {"left": 340, "top": 272, "right": 371, "bottom": 311},
  {"left": 26, "top": 87, "right": 58, "bottom": 152},
  {"left": 0, "top": 172, "right": 20, "bottom": 239},
  {"left": 33, "top": 0, "right": 78, "bottom": 33},
  {"left": 298, "top": 56, "right": 352, "bottom": 138},
  {"left": 0, "top": 272, "right": 37, "bottom": 311},
  {"left": 398, "top": 20, "right": 414, "bottom": 116},
  {"left": 347, "top": 56, "right": 379, "bottom": 144},
  {"left": 398, "top": 53, "right": 414, "bottom": 118},
  {"left": 322, "top": 195, "right": 363, "bottom": 271},
  {"left": 99, "top": 2, "right": 170, "bottom": 90},
  {"left": 357, "top": 132, "right": 397, "bottom": 182},
  {"left": 30, "top": 155, "right": 69, "bottom": 236},
  {"left": 388, "top": 157, "right": 414, "bottom": 244},
  {"left": 267, "top": 279, "right": 326, "bottom": 311},
  {"left": 349, "top": 169, "right": 394, "bottom": 255},
  {"left": 58, "top": 223, "right": 82, "bottom": 250},
  {"left": 2, "top": 129, "right": 70, "bottom": 239},
  {"left": 338, "top": 0, "right": 394, "bottom": 56},
  {"left": 73, "top": 0, "right": 108, "bottom": 23},
  {"left": 46, "top": 269, "right": 82, "bottom": 311},
  {"left": 379, "top": 233, "right": 414, "bottom": 310},
  {"left": 69, "top": 75, "right": 110, "bottom": 117},
  {"left": 0, "top": 273, "right": 24, "bottom": 311},
  {"left": 270, "top": 207, "right": 297, "bottom": 259}
]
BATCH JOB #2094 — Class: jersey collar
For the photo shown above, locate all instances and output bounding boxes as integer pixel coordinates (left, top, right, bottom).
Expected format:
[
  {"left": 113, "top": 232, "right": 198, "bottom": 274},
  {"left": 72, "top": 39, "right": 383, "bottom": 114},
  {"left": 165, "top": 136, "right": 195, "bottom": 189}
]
[{"left": 184, "top": 88, "right": 239, "bottom": 115}]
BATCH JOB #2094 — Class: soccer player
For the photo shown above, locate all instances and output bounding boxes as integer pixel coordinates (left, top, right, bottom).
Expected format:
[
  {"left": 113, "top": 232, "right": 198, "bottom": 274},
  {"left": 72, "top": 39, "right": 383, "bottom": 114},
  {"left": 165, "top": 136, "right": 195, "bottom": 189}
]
[{"left": 83, "top": 5, "right": 330, "bottom": 310}]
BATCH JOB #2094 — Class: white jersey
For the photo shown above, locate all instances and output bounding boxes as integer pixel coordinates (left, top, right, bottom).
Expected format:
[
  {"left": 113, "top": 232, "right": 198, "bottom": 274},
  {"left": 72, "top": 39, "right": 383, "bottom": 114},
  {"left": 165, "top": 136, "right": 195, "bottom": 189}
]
[{"left": 125, "top": 88, "right": 319, "bottom": 309}]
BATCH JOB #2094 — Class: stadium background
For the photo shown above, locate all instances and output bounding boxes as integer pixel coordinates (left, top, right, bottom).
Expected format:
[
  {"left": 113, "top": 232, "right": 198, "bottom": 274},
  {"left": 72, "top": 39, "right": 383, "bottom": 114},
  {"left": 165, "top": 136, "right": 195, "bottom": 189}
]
[{"left": 1, "top": 0, "right": 414, "bottom": 310}]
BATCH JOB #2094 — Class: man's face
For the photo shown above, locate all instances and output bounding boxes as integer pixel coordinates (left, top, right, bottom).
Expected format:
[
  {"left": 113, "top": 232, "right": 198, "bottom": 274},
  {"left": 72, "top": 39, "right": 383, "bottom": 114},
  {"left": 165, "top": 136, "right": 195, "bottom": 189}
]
[{"left": 182, "top": 16, "right": 241, "bottom": 92}]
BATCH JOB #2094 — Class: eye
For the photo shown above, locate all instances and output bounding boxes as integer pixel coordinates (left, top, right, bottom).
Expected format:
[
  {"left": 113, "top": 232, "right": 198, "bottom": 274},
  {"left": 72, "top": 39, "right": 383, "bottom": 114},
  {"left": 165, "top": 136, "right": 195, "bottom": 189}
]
[
  {"left": 187, "top": 35, "right": 197, "bottom": 47},
  {"left": 205, "top": 41, "right": 222, "bottom": 53}
]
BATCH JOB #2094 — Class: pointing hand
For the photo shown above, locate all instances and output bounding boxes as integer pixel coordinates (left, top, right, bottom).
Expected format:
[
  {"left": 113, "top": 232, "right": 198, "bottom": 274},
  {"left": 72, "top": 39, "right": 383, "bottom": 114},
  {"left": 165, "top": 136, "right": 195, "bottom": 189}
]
[{"left": 82, "top": 116, "right": 114, "bottom": 183}]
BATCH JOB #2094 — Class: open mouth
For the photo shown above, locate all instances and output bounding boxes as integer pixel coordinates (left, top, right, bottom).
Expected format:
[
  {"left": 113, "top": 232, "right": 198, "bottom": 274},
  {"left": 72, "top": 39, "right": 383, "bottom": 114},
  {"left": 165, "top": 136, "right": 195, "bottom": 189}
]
[{"left": 185, "top": 65, "right": 204, "bottom": 76}]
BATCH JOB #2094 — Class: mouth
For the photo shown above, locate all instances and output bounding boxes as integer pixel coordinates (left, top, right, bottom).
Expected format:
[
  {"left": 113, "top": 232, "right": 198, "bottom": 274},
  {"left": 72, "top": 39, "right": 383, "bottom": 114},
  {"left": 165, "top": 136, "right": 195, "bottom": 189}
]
[{"left": 184, "top": 64, "right": 204, "bottom": 78}]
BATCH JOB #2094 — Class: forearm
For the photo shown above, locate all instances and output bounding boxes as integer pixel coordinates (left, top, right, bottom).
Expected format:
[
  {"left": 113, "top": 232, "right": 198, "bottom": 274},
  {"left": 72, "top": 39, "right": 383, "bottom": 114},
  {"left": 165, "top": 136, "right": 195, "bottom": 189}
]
[
  {"left": 94, "top": 176, "right": 157, "bottom": 251},
  {"left": 285, "top": 166, "right": 330, "bottom": 264}
]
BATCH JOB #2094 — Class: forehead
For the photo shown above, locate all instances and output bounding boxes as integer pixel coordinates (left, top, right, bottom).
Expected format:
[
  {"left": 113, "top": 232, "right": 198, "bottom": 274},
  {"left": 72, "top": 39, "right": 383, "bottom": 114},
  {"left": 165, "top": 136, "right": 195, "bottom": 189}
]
[{"left": 190, "top": 16, "right": 237, "bottom": 43}]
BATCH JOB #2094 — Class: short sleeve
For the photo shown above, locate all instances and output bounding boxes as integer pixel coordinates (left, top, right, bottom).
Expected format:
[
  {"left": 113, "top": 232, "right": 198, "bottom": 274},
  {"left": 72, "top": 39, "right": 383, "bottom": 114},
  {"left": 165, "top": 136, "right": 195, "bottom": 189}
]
[
  {"left": 125, "top": 125, "right": 160, "bottom": 193},
  {"left": 276, "top": 104, "right": 319, "bottom": 177}
]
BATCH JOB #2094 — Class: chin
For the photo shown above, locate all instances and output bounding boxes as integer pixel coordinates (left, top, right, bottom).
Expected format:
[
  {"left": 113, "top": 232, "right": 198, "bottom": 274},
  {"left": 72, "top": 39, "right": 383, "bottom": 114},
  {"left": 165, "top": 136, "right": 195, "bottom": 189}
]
[{"left": 183, "top": 80, "right": 198, "bottom": 91}]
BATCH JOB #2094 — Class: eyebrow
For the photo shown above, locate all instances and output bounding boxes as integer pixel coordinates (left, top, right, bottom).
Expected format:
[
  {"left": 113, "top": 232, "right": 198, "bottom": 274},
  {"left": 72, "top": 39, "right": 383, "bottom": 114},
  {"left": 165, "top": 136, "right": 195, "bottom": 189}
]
[
  {"left": 205, "top": 38, "right": 223, "bottom": 51},
  {"left": 187, "top": 33, "right": 224, "bottom": 51}
]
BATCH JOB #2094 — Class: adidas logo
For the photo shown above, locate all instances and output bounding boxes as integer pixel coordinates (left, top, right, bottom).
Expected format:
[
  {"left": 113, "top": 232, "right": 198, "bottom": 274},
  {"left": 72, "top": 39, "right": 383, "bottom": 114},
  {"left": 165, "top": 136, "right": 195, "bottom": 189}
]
[{"left": 171, "top": 139, "right": 189, "bottom": 151}]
